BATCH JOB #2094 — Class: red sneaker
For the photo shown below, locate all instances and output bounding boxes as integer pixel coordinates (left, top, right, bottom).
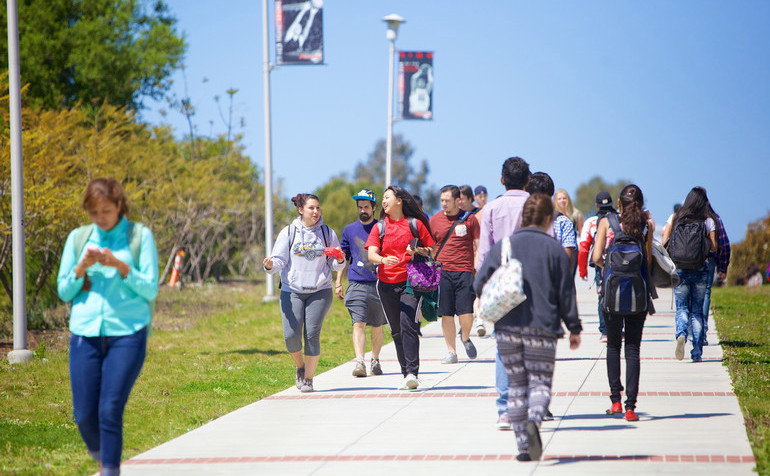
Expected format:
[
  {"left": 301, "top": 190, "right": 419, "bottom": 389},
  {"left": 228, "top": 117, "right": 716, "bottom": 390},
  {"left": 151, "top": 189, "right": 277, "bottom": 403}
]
[
  {"left": 606, "top": 402, "right": 622, "bottom": 415},
  {"left": 625, "top": 409, "right": 639, "bottom": 421}
]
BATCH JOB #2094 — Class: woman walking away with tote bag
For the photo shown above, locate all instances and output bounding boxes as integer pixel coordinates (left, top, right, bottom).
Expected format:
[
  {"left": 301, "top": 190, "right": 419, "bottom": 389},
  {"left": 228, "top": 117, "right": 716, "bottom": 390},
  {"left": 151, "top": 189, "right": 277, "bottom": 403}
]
[
  {"left": 263, "top": 193, "right": 346, "bottom": 393},
  {"left": 57, "top": 178, "right": 159, "bottom": 476},
  {"left": 475, "top": 194, "right": 581, "bottom": 462},
  {"left": 366, "top": 185, "right": 436, "bottom": 391}
]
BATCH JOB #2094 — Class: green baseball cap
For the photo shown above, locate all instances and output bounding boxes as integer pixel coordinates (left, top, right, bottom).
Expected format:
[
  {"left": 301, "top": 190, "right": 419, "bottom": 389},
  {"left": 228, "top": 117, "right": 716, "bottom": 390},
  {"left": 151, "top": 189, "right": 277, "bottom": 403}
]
[{"left": 352, "top": 189, "right": 376, "bottom": 204}]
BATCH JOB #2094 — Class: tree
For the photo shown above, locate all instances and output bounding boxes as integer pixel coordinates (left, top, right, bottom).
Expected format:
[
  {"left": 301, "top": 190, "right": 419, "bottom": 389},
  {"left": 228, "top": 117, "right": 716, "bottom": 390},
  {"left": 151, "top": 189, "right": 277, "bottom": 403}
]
[
  {"left": 353, "top": 134, "right": 429, "bottom": 197},
  {"left": 575, "top": 176, "right": 632, "bottom": 217},
  {"left": 728, "top": 213, "right": 770, "bottom": 286},
  {"left": 0, "top": 0, "right": 186, "bottom": 110}
]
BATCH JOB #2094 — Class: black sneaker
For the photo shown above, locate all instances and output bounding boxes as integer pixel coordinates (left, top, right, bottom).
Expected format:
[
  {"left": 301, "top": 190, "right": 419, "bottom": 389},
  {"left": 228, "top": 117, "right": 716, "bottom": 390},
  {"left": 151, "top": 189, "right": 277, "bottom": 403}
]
[
  {"left": 295, "top": 367, "right": 305, "bottom": 390},
  {"left": 543, "top": 409, "right": 554, "bottom": 421},
  {"left": 370, "top": 358, "right": 383, "bottom": 375},
  {"left": 516, "top": 453, "right": 532, "bottom": 462},
  {"left": 526, "top": 421, "right": 542, "bottom": 460},
  {"left": 462, "top": 338, "right": 477, "bottom": 359}
]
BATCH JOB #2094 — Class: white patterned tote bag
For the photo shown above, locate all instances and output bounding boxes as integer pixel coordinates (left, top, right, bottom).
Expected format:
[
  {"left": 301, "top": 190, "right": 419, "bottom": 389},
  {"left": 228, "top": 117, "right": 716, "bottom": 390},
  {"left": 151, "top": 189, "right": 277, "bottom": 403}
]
[{"left": 477, "top": 236, "right": 526, "bottom": 323}]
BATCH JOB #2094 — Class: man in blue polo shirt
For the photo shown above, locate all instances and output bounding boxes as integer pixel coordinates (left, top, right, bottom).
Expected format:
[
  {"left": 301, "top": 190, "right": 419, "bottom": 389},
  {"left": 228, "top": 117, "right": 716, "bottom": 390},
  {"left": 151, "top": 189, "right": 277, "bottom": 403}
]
[{"left": 335, "top": 189, "right": 386, "bottom": 377}]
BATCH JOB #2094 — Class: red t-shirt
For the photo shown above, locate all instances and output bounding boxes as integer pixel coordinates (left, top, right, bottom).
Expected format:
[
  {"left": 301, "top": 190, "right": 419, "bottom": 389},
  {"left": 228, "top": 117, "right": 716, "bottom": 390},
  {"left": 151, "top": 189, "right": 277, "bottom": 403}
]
[
  {"left": 430, "top": 211, "right": 479, "bottom": 273},
  {"left": 365, "top": 216, "right": 436, "bottom": 284}
]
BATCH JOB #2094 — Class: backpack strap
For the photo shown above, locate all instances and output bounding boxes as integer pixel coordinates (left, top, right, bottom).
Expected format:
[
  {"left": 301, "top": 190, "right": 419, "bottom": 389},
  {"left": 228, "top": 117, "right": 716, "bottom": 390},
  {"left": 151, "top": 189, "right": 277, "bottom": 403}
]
[
  {"left": 127, "top": 222, "right": 143, "bottom": 268},
  {"left": 287, "top": 224, "right": 296, "bottom": 252},
  {"left": 607, "top": 213, "right": 623, "bottom": 239},
  {"left": 73, "top": 224, "right": 95, "bottom": 260},
  {"left": 321, "top": 224, "right": 330, "bottom": 248},
  {"left": 408, "top": 217, "right": 419, "bottom": 239}
]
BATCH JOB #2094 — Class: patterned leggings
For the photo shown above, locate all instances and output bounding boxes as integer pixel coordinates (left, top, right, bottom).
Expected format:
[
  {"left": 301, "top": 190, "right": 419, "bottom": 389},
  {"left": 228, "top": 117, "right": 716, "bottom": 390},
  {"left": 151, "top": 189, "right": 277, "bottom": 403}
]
[{"left": 496, "top": 328, "right": 557, "bottom": 453}]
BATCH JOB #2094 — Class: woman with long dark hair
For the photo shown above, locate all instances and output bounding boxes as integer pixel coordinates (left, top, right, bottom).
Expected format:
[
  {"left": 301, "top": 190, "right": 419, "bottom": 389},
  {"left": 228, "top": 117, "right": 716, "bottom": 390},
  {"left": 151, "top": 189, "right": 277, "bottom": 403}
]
[
  {"left": 661, "top": 187, "right": 717, "bottom": 362},
  {"left": 263, "top": 193, "right": 346, "bottom": 392},
  {"left": 365, "top": 185, "right": 435, "bottom": 390},
  {"left": 592, "top": 184, "right": 653, "bottom": 421}
]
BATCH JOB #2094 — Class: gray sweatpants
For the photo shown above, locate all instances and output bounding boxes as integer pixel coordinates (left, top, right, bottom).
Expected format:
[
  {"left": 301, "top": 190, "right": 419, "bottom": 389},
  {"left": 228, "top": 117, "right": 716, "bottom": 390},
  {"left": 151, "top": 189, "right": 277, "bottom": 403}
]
[{"left": 280, "top": 288, "right": 333, "bottom": 356}]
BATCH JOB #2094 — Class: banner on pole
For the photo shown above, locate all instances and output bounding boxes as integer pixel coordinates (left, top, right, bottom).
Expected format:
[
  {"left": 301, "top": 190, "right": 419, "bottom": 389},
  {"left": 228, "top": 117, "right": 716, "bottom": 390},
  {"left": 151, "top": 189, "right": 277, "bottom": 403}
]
[
  {"left": 398, "top": 51, "right": 433, "bottom": 120},
  {"left": 275, "top": 0, "right": 324, "bottom": 65}
]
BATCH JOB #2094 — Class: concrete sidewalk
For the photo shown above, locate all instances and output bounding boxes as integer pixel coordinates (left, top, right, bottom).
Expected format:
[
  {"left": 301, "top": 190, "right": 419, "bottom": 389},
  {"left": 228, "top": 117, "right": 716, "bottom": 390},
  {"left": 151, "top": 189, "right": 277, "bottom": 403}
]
[{"left": 122, "top": 280, "right": 756, "bottom": 475}]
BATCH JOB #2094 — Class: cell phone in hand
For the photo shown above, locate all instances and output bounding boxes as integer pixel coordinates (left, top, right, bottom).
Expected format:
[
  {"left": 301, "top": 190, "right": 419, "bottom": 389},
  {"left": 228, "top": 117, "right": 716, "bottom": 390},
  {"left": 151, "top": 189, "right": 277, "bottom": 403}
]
[
  {"left": 409, "top": 238, "right": 420, "bottom": 250},
  {"left": 87, "top": 247, "right": 101, "bottom": 256}
]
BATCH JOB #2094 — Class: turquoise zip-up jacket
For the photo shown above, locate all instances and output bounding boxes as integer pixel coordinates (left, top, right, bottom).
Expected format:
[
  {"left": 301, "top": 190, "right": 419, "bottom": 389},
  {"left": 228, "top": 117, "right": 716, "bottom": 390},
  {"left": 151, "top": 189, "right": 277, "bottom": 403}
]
[{"left": 57, "top": 217, "right": 159, "bottom": 337}]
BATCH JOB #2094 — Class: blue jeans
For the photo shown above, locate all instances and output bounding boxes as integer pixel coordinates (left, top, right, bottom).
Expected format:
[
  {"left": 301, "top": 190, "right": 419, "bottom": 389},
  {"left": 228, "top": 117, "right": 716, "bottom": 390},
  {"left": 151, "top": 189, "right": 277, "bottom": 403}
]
[
  {"left": 674, "top": 267, "right": 709, "bottom": 360},
  {"left": 702, "top": 258, "right": 716, "bottom": 336},
  {"left": 495, "top": 350, "right": 508, "bottom": 415},
  {"left": 595, "top": 267, "right": 606, "bottom": 335},
  {"left": 70, "top": 327, "right": 147, "bottom": 469}
]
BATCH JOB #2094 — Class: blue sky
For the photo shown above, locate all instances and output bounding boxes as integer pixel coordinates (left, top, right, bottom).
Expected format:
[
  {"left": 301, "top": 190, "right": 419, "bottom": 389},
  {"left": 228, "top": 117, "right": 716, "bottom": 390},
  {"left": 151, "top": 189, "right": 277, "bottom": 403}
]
[{"left": 143, "top": 1, "right": 770, "bottom": 242}]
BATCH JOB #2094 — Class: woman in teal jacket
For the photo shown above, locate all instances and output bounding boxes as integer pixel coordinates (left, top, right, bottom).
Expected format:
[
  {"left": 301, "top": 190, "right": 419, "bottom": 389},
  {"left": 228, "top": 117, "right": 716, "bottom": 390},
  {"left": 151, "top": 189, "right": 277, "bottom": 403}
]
[{"left": 57, "top": 177, "right": 158, "bottom": 476}]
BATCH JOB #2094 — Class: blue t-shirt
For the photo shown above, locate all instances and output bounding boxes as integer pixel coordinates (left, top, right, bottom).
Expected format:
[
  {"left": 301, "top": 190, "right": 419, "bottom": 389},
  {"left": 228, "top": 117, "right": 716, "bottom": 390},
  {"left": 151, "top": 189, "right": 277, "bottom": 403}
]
[{"left": 340, "top": 220, "right": 378, "bottom": 282}]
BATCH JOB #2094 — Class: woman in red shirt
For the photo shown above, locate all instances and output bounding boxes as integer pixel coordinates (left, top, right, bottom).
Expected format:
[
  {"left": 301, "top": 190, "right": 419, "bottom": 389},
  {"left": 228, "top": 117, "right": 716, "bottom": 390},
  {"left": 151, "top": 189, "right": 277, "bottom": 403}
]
[{"left": 366, "top": 185, "right": 435, "bottom": 390}]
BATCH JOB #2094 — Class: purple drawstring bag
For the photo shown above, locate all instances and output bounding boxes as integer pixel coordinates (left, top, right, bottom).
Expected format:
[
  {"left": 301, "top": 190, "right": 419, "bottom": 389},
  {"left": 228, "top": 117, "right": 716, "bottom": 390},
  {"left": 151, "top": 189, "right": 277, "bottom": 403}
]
[{"left": 406, "top": 255, "right": 442, "bottom": 293}]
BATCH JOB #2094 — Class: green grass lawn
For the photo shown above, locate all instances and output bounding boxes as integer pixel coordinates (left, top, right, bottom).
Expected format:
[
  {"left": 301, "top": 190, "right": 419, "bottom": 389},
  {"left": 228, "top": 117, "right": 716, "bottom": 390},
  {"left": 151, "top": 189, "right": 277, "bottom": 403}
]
[
  {"left": 712, "top": 285, "right": 770, "bottom": 476},
  {"left": 0, "top": 282, "right": 380, "bottom": 475}
]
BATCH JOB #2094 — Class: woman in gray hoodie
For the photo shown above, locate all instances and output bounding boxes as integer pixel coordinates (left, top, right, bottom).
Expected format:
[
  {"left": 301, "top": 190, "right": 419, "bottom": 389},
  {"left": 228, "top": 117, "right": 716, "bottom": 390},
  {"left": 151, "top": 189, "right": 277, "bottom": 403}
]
[{"left": 263, "top": 193, "right": 346, "bottom": 392}]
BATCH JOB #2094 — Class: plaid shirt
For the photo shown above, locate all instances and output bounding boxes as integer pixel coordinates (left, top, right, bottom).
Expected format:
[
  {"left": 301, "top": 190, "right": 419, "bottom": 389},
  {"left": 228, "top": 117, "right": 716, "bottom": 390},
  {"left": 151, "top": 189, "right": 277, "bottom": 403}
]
[{"left": 712, "top": 215, "right": 730, "bottom": 275}]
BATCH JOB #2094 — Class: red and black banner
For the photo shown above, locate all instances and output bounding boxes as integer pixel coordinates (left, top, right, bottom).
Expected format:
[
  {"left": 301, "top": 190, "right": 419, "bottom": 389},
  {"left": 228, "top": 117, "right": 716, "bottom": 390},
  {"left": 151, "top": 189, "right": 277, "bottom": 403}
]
[
  {"left": 399, "top": 51, "right": 433, "bottom": 120},
  {"left": 275, "top": 0, "right": 324, "bottom": 65}
]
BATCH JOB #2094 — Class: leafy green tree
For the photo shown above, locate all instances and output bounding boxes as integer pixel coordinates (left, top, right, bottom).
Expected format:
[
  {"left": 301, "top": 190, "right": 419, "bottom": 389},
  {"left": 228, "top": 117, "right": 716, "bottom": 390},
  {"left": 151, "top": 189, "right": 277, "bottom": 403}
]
[
  {"left": 0, "top": 0, "right": 186, "bottom": 110},
  {"left": 353, "top": 134, "right": 429, "bottom": 197},
  {"left": 728, "top": 213, "right": 770, "bottom": 286},
  {"left": 575, "top": 176, "right": 632, "bottom": 217}
]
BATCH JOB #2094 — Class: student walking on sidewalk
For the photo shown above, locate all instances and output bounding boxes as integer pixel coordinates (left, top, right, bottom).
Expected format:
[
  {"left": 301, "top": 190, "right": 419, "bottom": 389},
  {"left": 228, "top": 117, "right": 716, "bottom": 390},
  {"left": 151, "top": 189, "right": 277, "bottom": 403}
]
[
  {"left": 366, "top": 185, "right": 435, "bottom": 390},
  {"left": 57, "top": 178, "right": 159, "bottom": 476},
  {"left": 263, "top": 193, "right": 346, "bottom": 393},
  {"left": 592, "top": 184, "right": 654, "bottom": 421},
  {"left": 475, "top": 194, "right": 582, "bottom": 462},
  {"left": 661, "top": 186, "right": 718, "bottom": 362},
  {"left": 335, "top": 189, "right": 387, "bottom": 377}
]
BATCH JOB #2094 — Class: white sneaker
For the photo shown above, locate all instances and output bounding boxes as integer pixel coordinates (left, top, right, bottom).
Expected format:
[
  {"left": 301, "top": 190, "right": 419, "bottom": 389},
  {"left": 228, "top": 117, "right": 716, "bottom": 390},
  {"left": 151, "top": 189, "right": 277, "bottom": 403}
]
[
  {"left": 398, "top": 374, "right": 418, "bottom": 390},
  {"left": 441, "top": 352, "right": 458, "bottom": 364},
  {"left": 475, "top": 319, "right": 486, "bottom": 337}
]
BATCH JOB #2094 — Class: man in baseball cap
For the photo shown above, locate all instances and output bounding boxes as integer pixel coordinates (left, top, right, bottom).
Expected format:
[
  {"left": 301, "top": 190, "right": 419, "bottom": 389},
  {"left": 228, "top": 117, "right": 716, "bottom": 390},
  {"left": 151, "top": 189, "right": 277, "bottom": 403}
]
[
  {"left": 578, "top": 191, "right": 619, "bottom": 343},
  {"left": 335, "top": 188, "right": 386, "bottom": 377}
]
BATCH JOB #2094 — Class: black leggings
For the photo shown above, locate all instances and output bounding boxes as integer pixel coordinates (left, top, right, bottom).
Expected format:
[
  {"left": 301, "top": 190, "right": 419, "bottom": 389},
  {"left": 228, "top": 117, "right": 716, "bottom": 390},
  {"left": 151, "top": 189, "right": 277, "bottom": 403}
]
[
  {"left": 606, "top": 313, "right": 645, "bottom": 410},
  {"left": 376, "top": 281, "right": 421, "bottom": 377}
]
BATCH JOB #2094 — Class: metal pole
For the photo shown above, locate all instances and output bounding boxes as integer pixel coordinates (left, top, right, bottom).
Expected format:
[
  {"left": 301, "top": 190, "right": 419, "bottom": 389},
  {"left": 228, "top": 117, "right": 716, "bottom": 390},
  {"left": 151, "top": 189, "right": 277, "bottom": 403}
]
[
  {"left": 6, "top": 0, "right": 33, "bottom": 364},
  {"left": 385, "top": 36, "right": 395, "bottom": 188},
  {"left": 262, "top": 0, "right": 277, "bottom": 302}
]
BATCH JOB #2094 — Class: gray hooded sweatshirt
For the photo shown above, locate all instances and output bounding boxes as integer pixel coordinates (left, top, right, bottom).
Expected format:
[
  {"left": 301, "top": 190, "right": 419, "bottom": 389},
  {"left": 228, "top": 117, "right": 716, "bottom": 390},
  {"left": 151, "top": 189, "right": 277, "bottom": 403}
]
[{"left": 265, "top": 217, "right": 345, "bottom": 293}]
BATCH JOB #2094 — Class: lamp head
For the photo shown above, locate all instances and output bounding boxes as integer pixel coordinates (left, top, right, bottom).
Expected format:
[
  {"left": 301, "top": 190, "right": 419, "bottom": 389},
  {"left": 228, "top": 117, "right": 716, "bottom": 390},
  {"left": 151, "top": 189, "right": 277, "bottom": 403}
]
[{"left": 383, "top": 14, "right": 405, "bottom": 40}]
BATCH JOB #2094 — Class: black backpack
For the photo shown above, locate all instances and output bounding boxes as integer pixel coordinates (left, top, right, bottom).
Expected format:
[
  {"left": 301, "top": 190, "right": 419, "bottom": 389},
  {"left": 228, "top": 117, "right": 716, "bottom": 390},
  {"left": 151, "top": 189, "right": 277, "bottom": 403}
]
[
  {"left": 601, "top": 214, "right": 649, "bottom": 316},
  {"left": 667, "top": 221, "right": 709, "bottom": 270}
]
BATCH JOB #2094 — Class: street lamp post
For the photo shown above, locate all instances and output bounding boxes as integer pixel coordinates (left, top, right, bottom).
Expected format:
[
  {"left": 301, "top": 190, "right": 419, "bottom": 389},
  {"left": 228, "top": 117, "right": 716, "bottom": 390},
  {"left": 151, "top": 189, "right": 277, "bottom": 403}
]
[
  {"left": 262, "top": 0, "right": 278, "bottom": 302},
  {"left": 6, "top": 0, "right": 33, "bottom": 364},
  {"left": 383, "top": 14, "right": 405, "bottom": 189}
]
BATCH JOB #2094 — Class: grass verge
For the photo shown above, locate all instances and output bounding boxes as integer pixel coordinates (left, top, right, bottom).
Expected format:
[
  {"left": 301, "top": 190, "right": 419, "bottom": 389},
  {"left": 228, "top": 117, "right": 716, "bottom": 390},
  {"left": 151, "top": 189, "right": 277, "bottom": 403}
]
[
  {"left": 0, "top": 281, "right": 386, "bottom": 475},
  {"left": 712, "top": 285, "right": 770, "bottom": 475}
]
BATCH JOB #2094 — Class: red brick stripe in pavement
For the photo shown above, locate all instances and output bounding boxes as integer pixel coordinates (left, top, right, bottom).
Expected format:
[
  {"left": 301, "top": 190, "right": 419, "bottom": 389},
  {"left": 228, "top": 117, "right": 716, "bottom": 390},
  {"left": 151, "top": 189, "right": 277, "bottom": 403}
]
[
  {"left": 265, "top": 391, "right": 735, "bottom": 400},
  {"left": 124, "top": 454, "right": 754, "bottom": 465}
]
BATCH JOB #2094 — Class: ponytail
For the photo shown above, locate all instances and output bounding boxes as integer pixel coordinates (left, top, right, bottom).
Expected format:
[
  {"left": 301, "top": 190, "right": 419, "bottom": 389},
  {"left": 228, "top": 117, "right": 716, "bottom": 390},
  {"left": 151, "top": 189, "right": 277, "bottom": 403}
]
[{"left": 618, "top": 184, "right": 647, "bottom": 239}]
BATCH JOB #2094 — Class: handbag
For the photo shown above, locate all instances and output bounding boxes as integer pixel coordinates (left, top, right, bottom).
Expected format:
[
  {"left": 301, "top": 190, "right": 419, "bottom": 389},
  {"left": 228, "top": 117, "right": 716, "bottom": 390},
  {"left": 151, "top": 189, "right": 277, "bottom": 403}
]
[
  {"left": 406, "top": 254, "right": 442, "bottom": 293},
  {"left": 477, "top": 236, "right": 526, "bottom": 323}
]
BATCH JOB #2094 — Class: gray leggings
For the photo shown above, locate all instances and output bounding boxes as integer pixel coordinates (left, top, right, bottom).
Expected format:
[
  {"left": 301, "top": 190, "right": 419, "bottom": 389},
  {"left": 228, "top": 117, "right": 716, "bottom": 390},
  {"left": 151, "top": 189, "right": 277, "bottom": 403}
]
[{"left": 280, "top": 288, "right": 333, "bottom": 356}]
